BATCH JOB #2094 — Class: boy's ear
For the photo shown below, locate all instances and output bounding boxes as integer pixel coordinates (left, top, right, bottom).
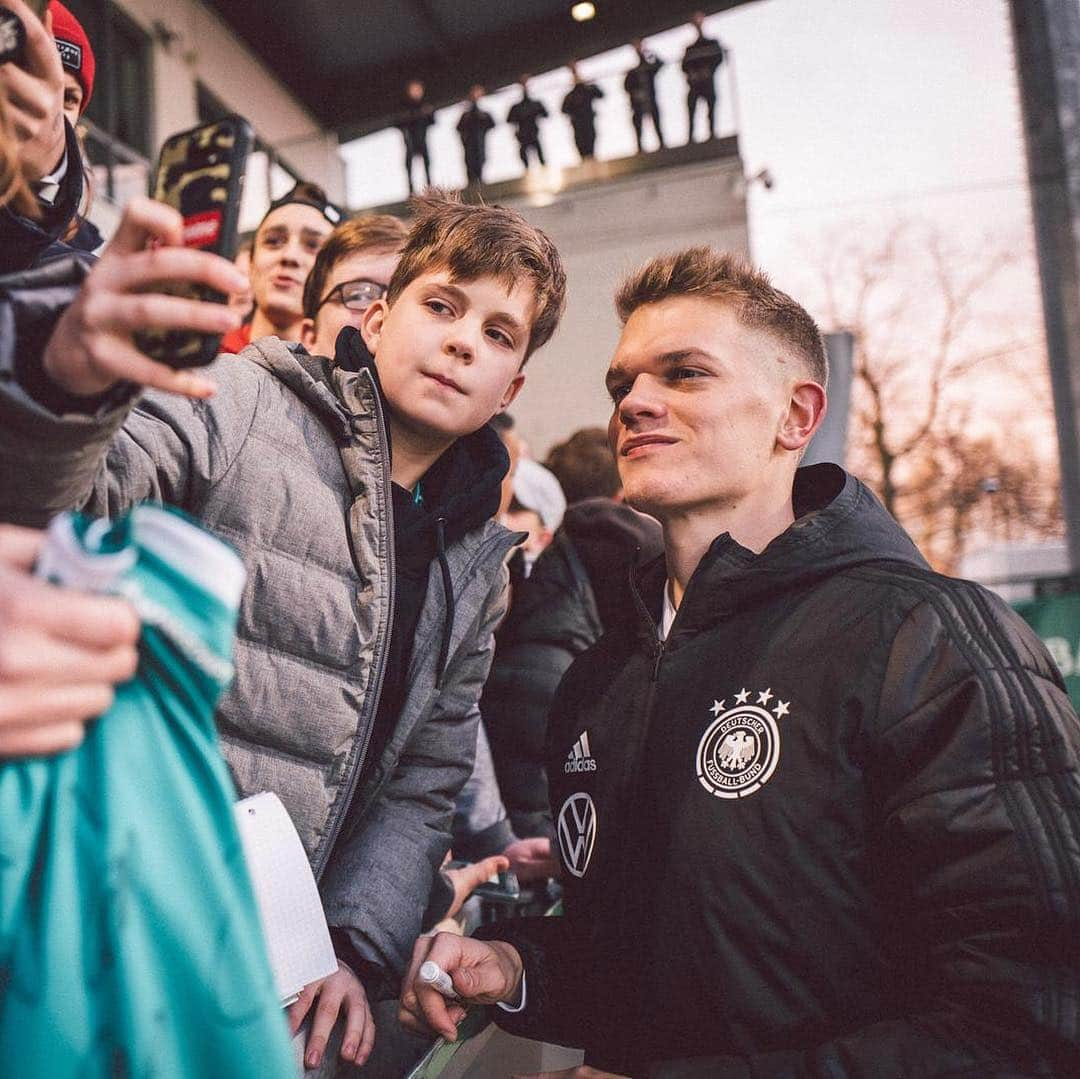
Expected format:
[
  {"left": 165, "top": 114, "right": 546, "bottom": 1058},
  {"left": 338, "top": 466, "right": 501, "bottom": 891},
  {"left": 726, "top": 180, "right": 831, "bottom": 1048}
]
[
  {"left": 360, "top": 298, "right": 388, "bottom": 355},
  {"left": 499, "top": 372, "right": 526, "bottom": 412},
  {"left": 299, "top": 318, "right": 316, "bottom": 350}
]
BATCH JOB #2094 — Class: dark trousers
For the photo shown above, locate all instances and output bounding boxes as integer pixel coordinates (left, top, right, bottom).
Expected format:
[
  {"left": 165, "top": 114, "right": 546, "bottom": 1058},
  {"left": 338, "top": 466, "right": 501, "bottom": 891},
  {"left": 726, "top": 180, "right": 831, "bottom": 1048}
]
[
  {"left": 404, "top": 143, "right": 431, "bottom": 194},
  {"left": 464, "top": 147, "right": 485, "bottom": 185},
  {"left": 631, "top": 103, "right": 665, "bottom": 151},
  {"left": 687, "top": 87, "right": 718, "bottom": 141},
  {"left": 572, "top": 121, "right": 597, "bottom": 161},
  {"left": 517, "top": 138, "right": 545, "bottom": 168}
]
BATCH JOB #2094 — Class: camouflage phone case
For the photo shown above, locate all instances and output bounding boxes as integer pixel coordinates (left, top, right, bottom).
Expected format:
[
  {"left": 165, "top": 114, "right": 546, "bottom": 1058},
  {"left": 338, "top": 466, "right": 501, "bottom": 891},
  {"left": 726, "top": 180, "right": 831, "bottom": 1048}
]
[{"left": 136, "top": 116, "right": 253, "bottom": 368}]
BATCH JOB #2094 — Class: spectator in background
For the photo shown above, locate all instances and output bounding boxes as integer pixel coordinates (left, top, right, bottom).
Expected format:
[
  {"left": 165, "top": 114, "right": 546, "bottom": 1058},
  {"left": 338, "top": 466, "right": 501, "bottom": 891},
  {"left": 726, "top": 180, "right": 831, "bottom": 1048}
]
[
  {"left": 219, "top": 181, "right": 341, "bottom": 354},
  {"left": 624, "top": 38, "right": 665, "bottom": 153},
  {"left": 397, "top": 79, "right": 434, "bottom": 196},
  {"left": 508, "top": 76, "right": 548, "bottom": 171},
  {"left": 50, "top": 1, "right": 92, "bottom": 129},
  {"left": 49, "top": 2, "right": 102, "bottom": 255},
  {"left": 482, "top": 427, "right": 661, "bottom": 845},
  {"left": 456, "top": 84, "right": 494, "bottom": 187},
  {"left": 545, "top": 425, "right": 621, "bottom": 505},
  {"left": 505, "top": 456, "right": 566, "bottom": 576},
  {"left": 683, "top": 9, "right": 726, "bottom": 142},
  {"left": 299, "top": 212, "right": 407, "bottom": 361},
  {"left": 561, "top": 61, "right": 603, "bottom": 162}
]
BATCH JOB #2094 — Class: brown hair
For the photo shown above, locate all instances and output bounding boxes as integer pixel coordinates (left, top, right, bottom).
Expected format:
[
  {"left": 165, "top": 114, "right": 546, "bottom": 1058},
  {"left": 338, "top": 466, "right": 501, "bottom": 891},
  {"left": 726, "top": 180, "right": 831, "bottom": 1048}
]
[
  {"left": 388, "top": 191, "right": 566, "bottom": 360},
  {"left": 615, "top": 247, "right": 828, "bottom": 387},
  {"left": 302, "top": 213, "right": 409, "bottom": 318},
  {"left": 545, "top": 427, "right": 620, "bottom": 504}
]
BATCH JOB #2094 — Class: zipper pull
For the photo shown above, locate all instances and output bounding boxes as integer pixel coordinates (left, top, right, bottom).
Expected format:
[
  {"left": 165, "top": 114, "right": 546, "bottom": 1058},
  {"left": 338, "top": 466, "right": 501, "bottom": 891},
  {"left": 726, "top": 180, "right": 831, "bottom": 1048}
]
[{"left": 651, "top": 641, "right": 664, "bottom": 682}]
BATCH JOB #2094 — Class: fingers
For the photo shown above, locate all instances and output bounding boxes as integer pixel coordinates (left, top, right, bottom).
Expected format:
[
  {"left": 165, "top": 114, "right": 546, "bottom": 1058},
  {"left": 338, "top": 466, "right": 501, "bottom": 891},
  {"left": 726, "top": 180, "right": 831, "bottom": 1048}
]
[
  {"left": 0, "top": 626, "right": 137, "bottom": 686},
  {"left": 0, "top": 718, "right": 84, "bottom": 757},
  {"left": 399, "top": 934, "right": 458, "bottom": 1041},
  {"left": 287, "top": 981, "right": 316, "bottom": 1036},
  {"left": 104, "top": 197, "right": 185, "bottom": 256},
  {"left": 66, "top": 333, "right": 219, "bottom": 400},
  {"left": 0, "top": 566, "right": 139, "bottom": 648},
  {"left": 2, "top": 0, "right": 62, "bottom": 81},
  {"left": 305, "top": 976, "right": 346, "bottom": 1070},
  {"left": 0, "top": 525, "right": 43, "bottom": 571},
  {"left": 98, "top": 244, "right": 248, "bottom": 298},
  {"left": 0, "top": 682, "right": 114, "bottom": 732},
  {"left": 338, "top": 983, "right": 375, "bottom": 1067}
]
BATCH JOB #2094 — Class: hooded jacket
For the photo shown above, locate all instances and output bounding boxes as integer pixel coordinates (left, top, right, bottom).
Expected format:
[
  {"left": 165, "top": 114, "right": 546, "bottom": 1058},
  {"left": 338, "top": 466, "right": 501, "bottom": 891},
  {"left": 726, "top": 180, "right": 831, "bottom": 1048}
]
[
  {"left": 0, "top": 271, "right": 515, "bottom": 983},
  {"left": 483, "top": 499, "right": 662, "bottom": 840},
  {"left": 484, "top": 464, "right": 1080, "bottom": 1077}
]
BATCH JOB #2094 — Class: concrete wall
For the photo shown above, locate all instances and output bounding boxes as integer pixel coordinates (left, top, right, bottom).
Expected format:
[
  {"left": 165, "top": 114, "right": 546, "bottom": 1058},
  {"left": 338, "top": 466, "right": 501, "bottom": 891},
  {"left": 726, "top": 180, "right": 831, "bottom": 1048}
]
[
  {"left": 114, "top": 0, "right": 345, "bottom": 210},
  {"left": 500, "top": 155, "right": 749, "bottom": 458}
]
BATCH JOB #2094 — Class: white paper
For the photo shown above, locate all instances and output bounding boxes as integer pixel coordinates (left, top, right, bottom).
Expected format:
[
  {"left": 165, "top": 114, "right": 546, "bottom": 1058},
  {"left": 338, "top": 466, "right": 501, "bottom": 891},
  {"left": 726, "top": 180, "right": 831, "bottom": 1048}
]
[{"left": 234, "top": 791, "right": 338, "bottom": 1005}]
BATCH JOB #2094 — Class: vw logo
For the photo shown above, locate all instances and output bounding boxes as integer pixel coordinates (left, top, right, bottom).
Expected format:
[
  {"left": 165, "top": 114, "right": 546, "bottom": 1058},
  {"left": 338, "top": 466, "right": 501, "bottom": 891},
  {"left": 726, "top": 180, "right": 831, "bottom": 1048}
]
[{"left": 557, "top": 792, "right": 597, "bottom": 878}]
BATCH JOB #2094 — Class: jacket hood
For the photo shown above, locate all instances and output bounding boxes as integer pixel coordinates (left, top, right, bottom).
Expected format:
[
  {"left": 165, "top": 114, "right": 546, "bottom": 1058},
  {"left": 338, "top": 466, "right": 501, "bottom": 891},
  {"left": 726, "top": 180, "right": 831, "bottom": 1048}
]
[{"left": 637, "top": 464, "right": 928, "bottom": 642}]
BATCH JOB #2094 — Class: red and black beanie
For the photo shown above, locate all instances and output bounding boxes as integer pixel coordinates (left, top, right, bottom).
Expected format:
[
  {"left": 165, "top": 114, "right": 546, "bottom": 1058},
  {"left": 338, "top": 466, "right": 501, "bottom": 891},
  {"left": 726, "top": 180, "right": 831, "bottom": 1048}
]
[{"left": 49, "top": 1, "right": 95, "bottom": 115}]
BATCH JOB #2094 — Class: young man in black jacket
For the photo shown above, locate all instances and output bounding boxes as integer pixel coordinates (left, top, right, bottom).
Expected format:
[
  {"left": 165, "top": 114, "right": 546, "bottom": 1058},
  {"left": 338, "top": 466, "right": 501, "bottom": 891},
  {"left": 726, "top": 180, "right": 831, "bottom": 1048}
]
[{"left": 402, "top": 247, "right": 1080, "bottom": 1077}]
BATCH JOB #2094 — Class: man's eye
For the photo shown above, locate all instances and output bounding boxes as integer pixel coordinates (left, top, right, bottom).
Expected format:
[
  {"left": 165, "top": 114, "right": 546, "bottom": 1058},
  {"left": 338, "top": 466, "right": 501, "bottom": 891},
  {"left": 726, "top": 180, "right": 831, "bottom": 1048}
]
[
  {"left": 670, "top": 367, "right": 703, "bottom": 382},
  {"left": 426, "top": 299, "right": 452, "bottom": 315},
  {"left": 608, "top": 384, "right": 630, "bottom": 403},
  {"left": 487, "top": 327, "right": 513, "bottom": 348}
]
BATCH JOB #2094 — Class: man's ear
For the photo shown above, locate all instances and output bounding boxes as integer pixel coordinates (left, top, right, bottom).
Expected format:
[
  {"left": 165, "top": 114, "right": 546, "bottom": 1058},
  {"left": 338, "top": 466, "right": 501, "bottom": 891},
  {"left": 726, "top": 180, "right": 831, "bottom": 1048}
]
[
  {"left": 499, "top": 372, "right": 526, "bottom": 412},
  {"left": 777, "top": 380, "right": 827, "bottom": 453},
  {"left": 360, "top": 298, "right": 388, "bottom": 355},
  {"left": 299, "top": 318, "right": 316, "bottom": 350}
]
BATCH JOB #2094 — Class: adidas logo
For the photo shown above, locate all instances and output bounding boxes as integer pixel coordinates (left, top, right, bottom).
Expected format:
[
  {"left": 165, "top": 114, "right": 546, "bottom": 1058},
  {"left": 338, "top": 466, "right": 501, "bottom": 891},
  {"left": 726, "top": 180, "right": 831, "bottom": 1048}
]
[{"left": 564, "top": 730, "right": 598, "bottom": 773}]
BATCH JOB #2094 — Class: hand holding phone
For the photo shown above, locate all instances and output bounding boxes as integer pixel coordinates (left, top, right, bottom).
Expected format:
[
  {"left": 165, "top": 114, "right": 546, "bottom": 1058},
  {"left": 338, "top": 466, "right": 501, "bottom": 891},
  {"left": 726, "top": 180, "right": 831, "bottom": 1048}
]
[
  {"left": 0, "top": 0, "right": 65, "bottom": 184},
  {"left": 41, "top": 197, "right": 248, "bottom": 400},
  {"left": 136, "top": 116, "right": 254, "bottom": 368}
]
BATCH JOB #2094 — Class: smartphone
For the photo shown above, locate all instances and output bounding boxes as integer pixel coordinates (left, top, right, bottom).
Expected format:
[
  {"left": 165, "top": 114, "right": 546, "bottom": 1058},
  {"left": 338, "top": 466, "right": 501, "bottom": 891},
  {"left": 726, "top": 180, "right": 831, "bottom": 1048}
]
[{"left": 136, "top": 115, "right": 253, "bottom": 368}]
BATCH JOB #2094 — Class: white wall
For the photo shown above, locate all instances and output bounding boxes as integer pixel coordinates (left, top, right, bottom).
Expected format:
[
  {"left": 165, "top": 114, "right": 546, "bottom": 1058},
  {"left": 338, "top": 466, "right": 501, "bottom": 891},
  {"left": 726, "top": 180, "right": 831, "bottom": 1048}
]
[
  {"left": 501, "top": 156, "right": 749, "bottom": 458},
  {"left": 114, "top": 0, "right": 345, "bottom": 208}
]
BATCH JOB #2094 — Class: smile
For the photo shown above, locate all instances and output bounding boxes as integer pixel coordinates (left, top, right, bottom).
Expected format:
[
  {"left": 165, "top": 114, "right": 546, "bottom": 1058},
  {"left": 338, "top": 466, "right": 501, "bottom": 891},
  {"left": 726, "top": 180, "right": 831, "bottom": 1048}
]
[{"left": 621, "top": 435, "right": 677, "bottom": 457}]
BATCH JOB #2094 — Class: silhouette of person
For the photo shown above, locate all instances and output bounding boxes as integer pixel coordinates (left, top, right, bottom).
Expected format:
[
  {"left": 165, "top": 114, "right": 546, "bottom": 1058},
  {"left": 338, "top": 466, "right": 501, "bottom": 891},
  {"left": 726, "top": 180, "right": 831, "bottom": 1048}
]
[
  {"left": 508, "top": 76, "right": 549, "bottom": 170},
  {"left": 561, "top": 62, "right": 604, "bottom": 162},
  {"left": 682, "top": 11, "right": 725, "bottom": 142},
  {"left": 397, "top": 79, "right": 435, "bottom": 194},
  {"left": 457, "top": 85, "right": 495, "bottom": 186},
  {"left": 625, "top": 38, "right": 665, "bottom": 152}
]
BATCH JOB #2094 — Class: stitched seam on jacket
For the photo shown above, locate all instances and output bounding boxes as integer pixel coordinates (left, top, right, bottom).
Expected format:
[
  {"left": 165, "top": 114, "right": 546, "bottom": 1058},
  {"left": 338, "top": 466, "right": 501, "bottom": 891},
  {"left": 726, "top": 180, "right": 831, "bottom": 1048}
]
[
  {"left": 210, "top": 521, "right": 356, "bottom": 582},
  {"left": 854, "top": 565, "right": 1057, "bottom": 919},
  {"left": 966, "top": 582, "right": 1080, "bottom": 924}
]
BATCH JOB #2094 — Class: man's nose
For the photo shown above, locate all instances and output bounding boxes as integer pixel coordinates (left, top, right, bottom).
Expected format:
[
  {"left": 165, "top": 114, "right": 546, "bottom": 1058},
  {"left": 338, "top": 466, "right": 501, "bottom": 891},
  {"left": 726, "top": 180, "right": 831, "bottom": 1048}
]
[{"left": 617, "top": 374, "right": 665, "bottom": 423}]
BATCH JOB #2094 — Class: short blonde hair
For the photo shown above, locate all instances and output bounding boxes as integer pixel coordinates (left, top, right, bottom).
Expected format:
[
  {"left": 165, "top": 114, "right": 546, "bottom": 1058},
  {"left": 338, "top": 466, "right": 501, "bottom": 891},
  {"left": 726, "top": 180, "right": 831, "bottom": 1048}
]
[
  {"left": 388, "top": 191, "right": 567, "bottom": 361},
  {"left": 616, "top": 247, "right": 828, "bottom": 386}
]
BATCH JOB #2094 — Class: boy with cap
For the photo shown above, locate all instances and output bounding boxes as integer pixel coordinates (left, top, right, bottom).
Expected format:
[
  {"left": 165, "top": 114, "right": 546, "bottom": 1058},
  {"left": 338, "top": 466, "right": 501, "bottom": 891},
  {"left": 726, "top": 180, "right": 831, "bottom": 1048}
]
[
  {"left": 220, "top": 181, "right": 343, "bottom": 353},
  {"left": 0, "top": 190, "right": 566, "bottom": 1072},
  {"left": 49, "top": 0, "right": 93, "bottom": 127}
]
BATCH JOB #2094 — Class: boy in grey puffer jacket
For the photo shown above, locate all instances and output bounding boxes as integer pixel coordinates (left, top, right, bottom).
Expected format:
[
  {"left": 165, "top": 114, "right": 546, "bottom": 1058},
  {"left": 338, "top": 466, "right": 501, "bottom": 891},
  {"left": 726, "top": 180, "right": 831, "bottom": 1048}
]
[{"left": 0, "top": 191, "right": 566, "bottom": 1073}]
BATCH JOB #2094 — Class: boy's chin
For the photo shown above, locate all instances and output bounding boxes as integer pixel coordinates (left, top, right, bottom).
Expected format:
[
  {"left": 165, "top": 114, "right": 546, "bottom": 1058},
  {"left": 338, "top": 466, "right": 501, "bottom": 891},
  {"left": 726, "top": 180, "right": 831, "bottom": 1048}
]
[{"left": 386, "top": 399, "right": 484, "bottom": 443}]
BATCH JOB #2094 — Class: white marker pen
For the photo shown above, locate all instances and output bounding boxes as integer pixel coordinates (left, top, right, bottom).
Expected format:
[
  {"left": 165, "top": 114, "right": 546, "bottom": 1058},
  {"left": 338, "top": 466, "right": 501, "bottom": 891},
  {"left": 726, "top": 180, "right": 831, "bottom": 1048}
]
[{"left": 419, "top": 960, "right": 460, "bottom": 1000}]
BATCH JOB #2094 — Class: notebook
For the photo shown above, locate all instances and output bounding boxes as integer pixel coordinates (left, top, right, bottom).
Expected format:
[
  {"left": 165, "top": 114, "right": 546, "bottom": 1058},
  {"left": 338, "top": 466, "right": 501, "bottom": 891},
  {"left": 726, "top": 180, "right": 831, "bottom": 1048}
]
[{"left": 234, "top": 791, "right": 338, "bottom": 1005}]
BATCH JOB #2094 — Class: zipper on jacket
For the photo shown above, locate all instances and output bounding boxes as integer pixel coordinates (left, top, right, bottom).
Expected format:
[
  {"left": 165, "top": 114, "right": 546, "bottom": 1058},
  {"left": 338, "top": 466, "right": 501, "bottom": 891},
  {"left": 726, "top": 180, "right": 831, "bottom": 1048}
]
[
  {"left": 434, "top": 516, "right": 455, "bottom": 687},
  {"left": 313, "top": 370, "right": 396, "bottom": 882}
]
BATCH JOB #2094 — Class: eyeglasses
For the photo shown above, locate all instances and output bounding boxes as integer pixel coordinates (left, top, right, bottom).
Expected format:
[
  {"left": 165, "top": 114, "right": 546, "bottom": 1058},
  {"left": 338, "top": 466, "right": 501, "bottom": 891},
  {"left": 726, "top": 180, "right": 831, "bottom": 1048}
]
[{"left": 315, "top": 278, "right": 388, "bottom": 314}]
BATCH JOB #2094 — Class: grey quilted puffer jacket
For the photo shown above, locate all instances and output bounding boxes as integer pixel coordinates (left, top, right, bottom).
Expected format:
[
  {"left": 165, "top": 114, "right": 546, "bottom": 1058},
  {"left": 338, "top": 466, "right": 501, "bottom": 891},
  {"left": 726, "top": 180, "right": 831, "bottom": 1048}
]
[{"left": 0, "top": 316, "right": 514, "bottom": 980}]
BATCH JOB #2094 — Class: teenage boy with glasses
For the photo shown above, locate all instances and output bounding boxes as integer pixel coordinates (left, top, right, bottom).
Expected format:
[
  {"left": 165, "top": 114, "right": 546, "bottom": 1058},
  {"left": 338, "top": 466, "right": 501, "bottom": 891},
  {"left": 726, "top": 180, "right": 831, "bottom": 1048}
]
[{"left": 300, "top": 213, "right": 408, "bottom": 361}]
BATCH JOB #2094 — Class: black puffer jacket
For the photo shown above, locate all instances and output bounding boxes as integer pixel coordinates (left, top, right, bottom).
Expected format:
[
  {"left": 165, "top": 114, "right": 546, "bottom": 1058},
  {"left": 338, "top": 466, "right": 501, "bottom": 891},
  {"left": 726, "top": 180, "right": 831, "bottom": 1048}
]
[
  {"left": 482, "top": 499, "right": 662, "bottom": 839},
  {"left": 485, "top": 465, "right": 1080, "bottom": 1077}
]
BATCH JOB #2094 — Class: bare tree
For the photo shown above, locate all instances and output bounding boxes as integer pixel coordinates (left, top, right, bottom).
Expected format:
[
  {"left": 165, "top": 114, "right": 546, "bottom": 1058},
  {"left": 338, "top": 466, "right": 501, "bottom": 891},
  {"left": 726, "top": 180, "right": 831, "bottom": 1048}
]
[{"left": 813, "top": 220, "right": 1061, "bottom": 571}]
